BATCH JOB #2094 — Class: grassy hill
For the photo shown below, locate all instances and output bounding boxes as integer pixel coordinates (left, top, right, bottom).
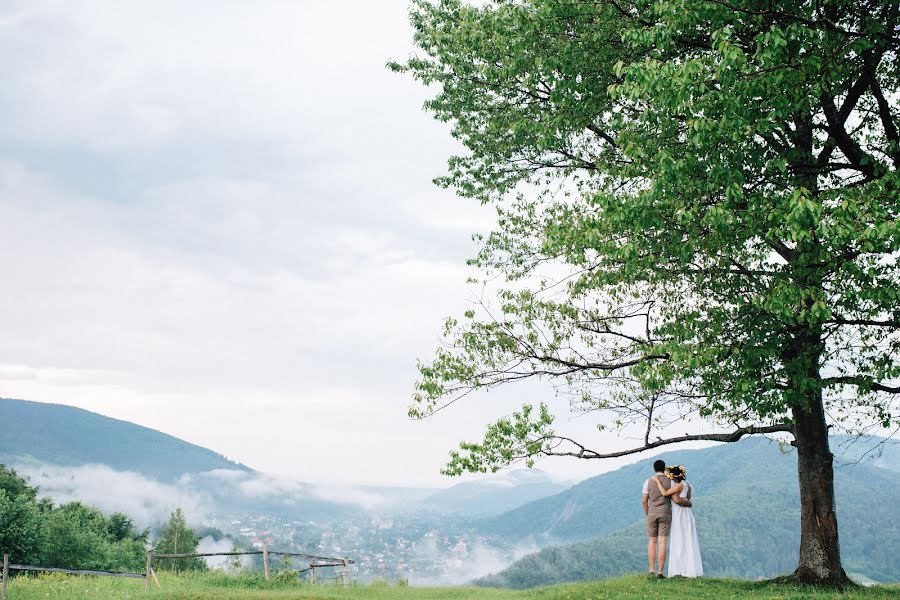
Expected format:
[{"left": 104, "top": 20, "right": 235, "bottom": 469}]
[
  {"left": 5, "top": 572, "right": 899, "bottom": 600},
  {"left": 0, "top": 398, "right": 252, "bottom": 481},
  {"left": 474, "top": 437, "right": 900, "bottom": 587}
]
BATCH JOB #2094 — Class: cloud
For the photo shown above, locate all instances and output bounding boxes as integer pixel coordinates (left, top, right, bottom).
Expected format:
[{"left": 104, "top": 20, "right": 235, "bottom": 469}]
[
  {"left": 308, "top": 484, "right": 414, "bottom": 513},
  {"left": 12, "top": 462, "right": 210, "bottom": 528},
  {"left": 0, "top": 0, "right": 607, "bottom": 489},
  {"left": 197, "top": 536, "right": 253, "bottom": 571},
  {"left": 185, "top": 468, "right": 413, "bottom": 512},
  {"left": 186, "top": 468, "right": 307, "bottom": 499},
  {"left": 196, "top": 469, "right": 248, "bottom": 483},
  {"left": 11, "top": 461, "right": 389, "bottom": 529},
  {"left": 409, "top": 536, "right": 540, "bottom": 586}
]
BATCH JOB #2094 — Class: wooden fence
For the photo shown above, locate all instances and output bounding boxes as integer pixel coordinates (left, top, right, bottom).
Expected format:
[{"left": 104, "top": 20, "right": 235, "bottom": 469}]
[
  {"left": 149, "top": 547, "right": 354, "bottom": 589},
  {"left": 1, "top": 547, "right": 354, "bottom": 599},
  {"left": 1, "top": 553, "right": 143, "bottom": 600}
]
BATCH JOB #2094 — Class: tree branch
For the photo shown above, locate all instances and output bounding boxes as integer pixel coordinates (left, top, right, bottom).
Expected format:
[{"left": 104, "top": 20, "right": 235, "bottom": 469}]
[
  {"left": 537, "top": 424, "right": 794, "bottom": 460},
  {"left": 820, "top": 90, "right": 886, "bottom": 180},
  {"left": 823, "top": 377, "right": 900, "bottom": 394},
  {"left": 863, "top": 54, "right": 900, "bottom": 168},
  {"left": 827, "top": 317, "right": 897, "bottom": 327},
  {"left": 586, "top": 124, "right": 619, "bottom": 149}
]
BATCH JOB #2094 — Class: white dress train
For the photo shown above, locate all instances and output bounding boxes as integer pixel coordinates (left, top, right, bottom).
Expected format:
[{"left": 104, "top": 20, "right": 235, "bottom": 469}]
[{"left": 667, "top": 481, "right": 703, "bottom": 577}]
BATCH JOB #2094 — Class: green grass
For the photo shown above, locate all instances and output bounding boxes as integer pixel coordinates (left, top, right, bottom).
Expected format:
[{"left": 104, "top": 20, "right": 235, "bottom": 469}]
[{"left": 5, "top": 572, "right": 899, "bottom": 600}]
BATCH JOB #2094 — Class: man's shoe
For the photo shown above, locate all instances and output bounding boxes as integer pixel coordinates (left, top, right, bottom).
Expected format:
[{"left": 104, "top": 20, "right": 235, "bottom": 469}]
[{"left": 657, "top": 574, "right": 665, "bottom": 579}]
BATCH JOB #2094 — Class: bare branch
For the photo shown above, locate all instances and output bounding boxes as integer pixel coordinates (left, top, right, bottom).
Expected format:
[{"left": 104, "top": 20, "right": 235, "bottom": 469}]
[
  {"left": 644, "top": 393, "right": 657, "bottom": 446},
  {"left": 823, "top": 377, "right": 900, "bottom": 394},
  {"left": 827, "top": 317, "right": 897, "bottom": 327},
  {"left": 820, "top": 90, "right": 887, "bottom": 180},
  {"left": 863, "top": 54, "right": 900, "bottom": 168},
  {"left": 535, "top": 424, "right": 794, "bottom": 460}
]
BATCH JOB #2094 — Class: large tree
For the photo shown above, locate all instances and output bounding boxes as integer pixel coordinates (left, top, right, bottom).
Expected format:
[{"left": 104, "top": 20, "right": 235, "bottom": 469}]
[{"left": 392, "top": 0, "right": 899, "bottom": 587}]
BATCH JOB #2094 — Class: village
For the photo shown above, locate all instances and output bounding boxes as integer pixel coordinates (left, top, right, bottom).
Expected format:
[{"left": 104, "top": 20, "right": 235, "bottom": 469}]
[{"left": 209, "top": 510, "right": 500, "bottom": 583}]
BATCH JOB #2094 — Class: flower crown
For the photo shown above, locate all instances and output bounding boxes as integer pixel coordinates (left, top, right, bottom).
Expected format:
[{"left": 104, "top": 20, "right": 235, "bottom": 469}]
[{"left": 664, "top": 465, "right": 687, "bottom": 479}]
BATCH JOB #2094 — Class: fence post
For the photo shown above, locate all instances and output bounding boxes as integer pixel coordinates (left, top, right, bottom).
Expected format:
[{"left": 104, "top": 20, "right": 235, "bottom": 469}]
[
  {"left": 2, "top": 553, "right": 8, "bottom": 600},
  {"left": 145, "top": 550, "right": 152, "bottom": 592},
  {"left": 309, "top": 565, "right": 316, "bottom": 583},
  {"left": 262, "top": 544, "right": 270, "bottom": 581},
  {"left": 342, "top": 558, "right": 349, "bottom": 587},
  {"left": 151, "top": 567, "right": 162, "bottom": 590}
]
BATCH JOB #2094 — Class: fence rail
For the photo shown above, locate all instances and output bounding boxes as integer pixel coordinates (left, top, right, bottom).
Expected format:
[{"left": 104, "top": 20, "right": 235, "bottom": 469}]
[
  {"left": 7, "top": 564, "right": 144, "bottom": 578},
  {"left": 149, "top": 547, "right": 352, "bottom": 587},
  {"left": 1, "top": 554, "right": 143, "bottom": 600},
  {"left": 1, "top": 546, "right": 353, "bottom": 599},
  {"left": 153, "top": 550, "right": 354, "bottom": 564}
]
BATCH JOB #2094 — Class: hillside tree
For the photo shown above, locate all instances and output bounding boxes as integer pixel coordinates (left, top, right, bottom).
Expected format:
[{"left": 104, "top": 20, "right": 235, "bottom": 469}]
[
  {"left": 107, "top": 512, "right": 148, "bottom": 544},
  {"left": 392, "top": 0, "right": 899, "bottom": 587},
  {"left": 41, "top": 502, "right": 108, "bottom": 570},
  {"left": 0, "top": 489, "right": 42, "bottom": 565},
  {"left": 0, "top": 466, "right": 149, "bottom": 572},
  {"left": 0, "top": 466, "right": 38, "bottom": 502},
  {"left": 153, "top": 508, "right": 206, "bottom": 572}
]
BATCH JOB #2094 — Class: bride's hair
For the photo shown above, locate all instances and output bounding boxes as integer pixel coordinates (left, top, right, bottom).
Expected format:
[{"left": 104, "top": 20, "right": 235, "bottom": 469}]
[{"left": 665, "top": 465, "right": 687, "bottom": 481}]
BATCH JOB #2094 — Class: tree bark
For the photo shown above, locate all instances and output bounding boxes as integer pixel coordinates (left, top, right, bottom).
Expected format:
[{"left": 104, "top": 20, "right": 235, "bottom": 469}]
[
  {"left": 791, "top": 389, "right": 850, "bottom": 587},
  {"left": 780, "top": 300, "right": 851, "bottom": 588}
]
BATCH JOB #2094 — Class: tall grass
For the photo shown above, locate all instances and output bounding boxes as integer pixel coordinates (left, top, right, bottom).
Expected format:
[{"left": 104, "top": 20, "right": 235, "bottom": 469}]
[{"left": 5, "top": 572, "right": 899, "bottom": 600}]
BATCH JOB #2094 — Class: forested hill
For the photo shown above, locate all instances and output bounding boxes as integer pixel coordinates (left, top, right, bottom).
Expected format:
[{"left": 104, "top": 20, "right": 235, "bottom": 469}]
[
  {"left": 477, "top": 436, "right": 898, "bottom": 544},
  {"left": 475, "top": 436, "right": 899, "bottom": 587},
  {"left": 0, "top": 398, "right": 252, "bottom": 481}
]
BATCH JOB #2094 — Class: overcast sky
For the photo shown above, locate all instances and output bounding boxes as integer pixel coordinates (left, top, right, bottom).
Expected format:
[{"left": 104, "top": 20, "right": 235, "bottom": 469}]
[{"left": 0, "top": 0, "right": 674, "bottom": 486}]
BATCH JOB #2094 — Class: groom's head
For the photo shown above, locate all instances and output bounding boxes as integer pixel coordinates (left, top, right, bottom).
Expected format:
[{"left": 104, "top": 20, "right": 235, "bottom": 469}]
[{"left": 653, "top": 459, "right": 665, "bottom": 473}]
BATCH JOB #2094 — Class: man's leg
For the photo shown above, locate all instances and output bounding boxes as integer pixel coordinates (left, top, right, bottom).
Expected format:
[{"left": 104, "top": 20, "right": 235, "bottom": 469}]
[
  {"left": 657, "top": 536, "right": 668, "bottom": 576},
  {"left": 646, "top": 515, "right": 658, "bottom": 574}
]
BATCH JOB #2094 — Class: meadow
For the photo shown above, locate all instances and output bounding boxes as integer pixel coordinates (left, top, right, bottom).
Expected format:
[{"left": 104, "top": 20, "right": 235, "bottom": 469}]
[{"left": 4, "top": 572, "right": 899, "bottom": 600}]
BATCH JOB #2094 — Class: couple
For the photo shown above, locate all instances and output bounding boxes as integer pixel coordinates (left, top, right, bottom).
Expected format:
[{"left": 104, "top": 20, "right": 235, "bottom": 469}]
[{"left": 641, "top": 459, "right": 703, "bottom": 578}]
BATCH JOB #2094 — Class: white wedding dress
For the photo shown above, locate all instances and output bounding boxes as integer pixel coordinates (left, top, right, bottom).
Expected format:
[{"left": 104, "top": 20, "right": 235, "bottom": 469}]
[{"left": 667, "top": 481, "right": 703, "bottom": 577}]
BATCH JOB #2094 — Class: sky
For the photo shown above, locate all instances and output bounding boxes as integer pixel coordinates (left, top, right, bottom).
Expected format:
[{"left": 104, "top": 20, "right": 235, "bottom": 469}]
[{"left": 0, "top": 0, "right": 687, "bottom": 487}]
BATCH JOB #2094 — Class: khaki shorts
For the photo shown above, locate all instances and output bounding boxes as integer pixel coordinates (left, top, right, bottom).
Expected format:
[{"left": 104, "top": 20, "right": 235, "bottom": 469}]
[{"left": 647, "top": 513, "right": 671, "bottom": 538}]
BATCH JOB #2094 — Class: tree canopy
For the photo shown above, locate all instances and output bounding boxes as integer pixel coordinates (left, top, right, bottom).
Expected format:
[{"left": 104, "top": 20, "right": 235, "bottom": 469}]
[
  {"left": 393, "top": 0, "right": 898, "bottom": 586},
  {"left": 153, "top": 508, "right": 206, "bottom": 572},
  {"left": 0, "top": 466, "right": 148, "bottom": 571},
  {"left": 395, "top": 0, "right": 898, "bottom": 472}
]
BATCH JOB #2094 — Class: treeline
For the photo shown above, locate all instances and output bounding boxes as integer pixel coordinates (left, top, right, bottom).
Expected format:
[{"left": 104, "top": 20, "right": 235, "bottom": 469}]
[
  {"left": 0, "top": 465, "right": 206, "bottom": 573},
  {"left": 476, "top": 475, "right": 900, "bottom": 588}
]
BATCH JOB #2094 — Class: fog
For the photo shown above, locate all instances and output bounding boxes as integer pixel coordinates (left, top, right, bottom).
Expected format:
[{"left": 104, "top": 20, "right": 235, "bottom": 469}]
[
  {"left": 14, "top": 462, "right": 210, "bottom": 528},
  {"left": 11, "top": 460, "right": 433, "bottom": 530},
  {"left": 197, "top": 535, "right": 254, "bottom": 570},
  {"left": 409, "top": 537, "right": 539, "bottom": 586}
]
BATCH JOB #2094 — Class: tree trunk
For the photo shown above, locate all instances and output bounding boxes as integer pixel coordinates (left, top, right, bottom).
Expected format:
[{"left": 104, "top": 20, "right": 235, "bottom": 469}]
[
  {"left": 791, "top": 400, "right": 850, "bottom": 587},
  {"left": 781, "top": 220, "right": 851, "bottom": 588}
]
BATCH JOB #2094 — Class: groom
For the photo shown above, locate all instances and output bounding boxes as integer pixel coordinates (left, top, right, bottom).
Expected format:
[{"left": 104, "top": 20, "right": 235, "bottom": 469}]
[{"left": 642, "top": 459, "right": 672, "bottom": 577}]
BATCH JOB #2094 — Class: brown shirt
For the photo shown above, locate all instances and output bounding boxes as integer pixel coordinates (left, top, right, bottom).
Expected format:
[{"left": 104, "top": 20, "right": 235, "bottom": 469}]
[{"left": 646, "top": 474, "right": 672, "bottom": 515}]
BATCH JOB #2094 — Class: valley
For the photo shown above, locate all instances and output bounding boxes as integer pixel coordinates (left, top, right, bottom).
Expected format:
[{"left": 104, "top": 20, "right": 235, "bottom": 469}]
[{"left": 2, "top": 398, "right": 898, "bottom": 587}]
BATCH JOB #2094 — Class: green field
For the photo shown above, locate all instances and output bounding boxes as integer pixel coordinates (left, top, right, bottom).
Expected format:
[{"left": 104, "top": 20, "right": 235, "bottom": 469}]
[{"left": 4, "top": 572, "right": 899, "bottom": 600}]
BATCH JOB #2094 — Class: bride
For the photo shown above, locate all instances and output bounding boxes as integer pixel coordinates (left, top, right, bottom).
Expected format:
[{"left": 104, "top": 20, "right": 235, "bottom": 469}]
[{"left": 653, "top": 465, "right": 703, "bottom": 577}]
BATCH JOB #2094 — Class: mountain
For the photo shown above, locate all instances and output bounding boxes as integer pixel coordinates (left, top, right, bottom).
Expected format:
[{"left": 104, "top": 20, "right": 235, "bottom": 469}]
[
  {"left": 0, "top": 398, "right": 563, "bottom": 521},
  {"left": 2, "top": 398, "right": 896, "bottom": 583},
  {"left": 422, "top": 469, "right": 570, "bottom": 515},
  {"left": 475, "top": 436, "right": 900, "bottom": 587},
  {"left": 0, "top": 398, "right": 252, "bottom": 481},
  {"left": 476, "top": 436, "right": 898, "bottom": 544},
  {"left": 832, "top": 436, "right": 900, "bottom": 473},
  {"left": 0, "top": 398, "right": 368, "bottom": 525}
]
